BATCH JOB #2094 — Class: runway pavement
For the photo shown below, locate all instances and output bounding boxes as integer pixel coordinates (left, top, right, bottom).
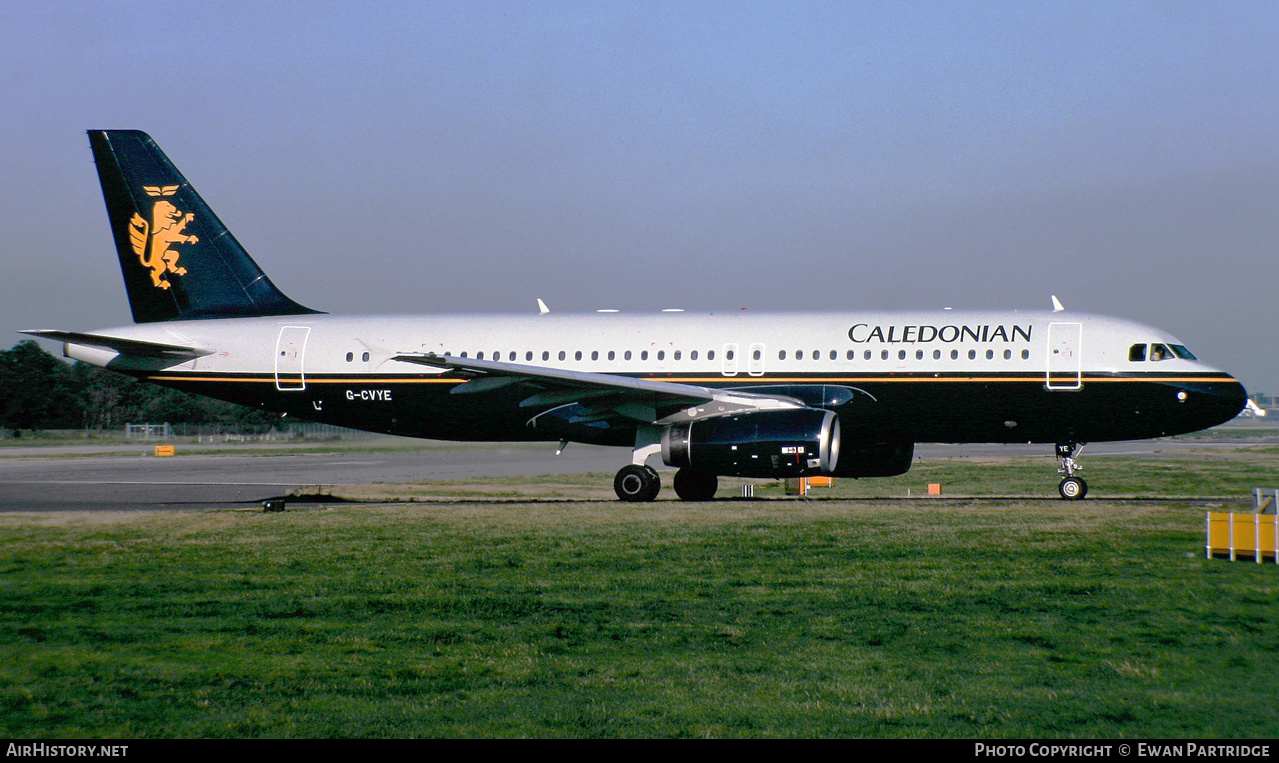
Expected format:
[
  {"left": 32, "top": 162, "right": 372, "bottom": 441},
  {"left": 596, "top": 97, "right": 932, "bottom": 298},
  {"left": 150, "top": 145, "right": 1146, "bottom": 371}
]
[{"left": 0, "top": 435, "right": 1267, "bottom": 511}]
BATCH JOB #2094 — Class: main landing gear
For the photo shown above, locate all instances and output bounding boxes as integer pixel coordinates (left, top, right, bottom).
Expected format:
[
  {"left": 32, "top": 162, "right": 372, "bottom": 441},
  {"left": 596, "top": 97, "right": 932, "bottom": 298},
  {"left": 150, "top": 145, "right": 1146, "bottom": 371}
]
[
  {"left": 1055, "top": 442, "right": 1088, "bottom": 500},
  {"left": 672, "top": 469, "right": 718, "bottom": 501},
  {"left": 614, "top": 464, "right": 660, "bottom": 502},
  {"left": 613, "top": 427, "right": 720, "bottom": 502},
  {"left": 613, "top": 465, "right": 720, "bottom": 502}
]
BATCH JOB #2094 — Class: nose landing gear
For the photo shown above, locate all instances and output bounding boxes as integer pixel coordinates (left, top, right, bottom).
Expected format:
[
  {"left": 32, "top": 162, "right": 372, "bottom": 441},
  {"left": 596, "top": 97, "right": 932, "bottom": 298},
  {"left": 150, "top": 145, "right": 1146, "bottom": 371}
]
[{"left": 1056, "top": 442, "right": 1088, "bottom": 500}]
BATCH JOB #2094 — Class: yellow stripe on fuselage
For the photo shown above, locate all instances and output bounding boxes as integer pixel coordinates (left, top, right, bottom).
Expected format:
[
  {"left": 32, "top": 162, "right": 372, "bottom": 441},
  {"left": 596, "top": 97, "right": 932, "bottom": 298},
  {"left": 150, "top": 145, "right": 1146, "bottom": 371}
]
[{"left": 145, "top": 373, "right": 1235, "bottom": 385}]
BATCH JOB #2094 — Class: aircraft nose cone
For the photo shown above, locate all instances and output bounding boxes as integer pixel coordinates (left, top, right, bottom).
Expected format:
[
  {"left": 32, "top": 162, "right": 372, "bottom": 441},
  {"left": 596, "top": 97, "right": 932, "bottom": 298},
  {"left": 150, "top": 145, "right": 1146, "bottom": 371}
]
[
  {"left": 1165, "top": 375, "right": 1247, "bottom": 435},
  {"left": 1198, "top": 377, "right": 1248, "bottom": 428}
]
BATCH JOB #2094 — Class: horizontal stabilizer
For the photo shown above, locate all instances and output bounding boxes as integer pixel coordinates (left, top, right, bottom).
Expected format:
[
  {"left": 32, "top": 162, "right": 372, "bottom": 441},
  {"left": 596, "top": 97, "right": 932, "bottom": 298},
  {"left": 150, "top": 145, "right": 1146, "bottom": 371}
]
[{"left": 21, "top": 330, "right": 212, "bottom": 360}]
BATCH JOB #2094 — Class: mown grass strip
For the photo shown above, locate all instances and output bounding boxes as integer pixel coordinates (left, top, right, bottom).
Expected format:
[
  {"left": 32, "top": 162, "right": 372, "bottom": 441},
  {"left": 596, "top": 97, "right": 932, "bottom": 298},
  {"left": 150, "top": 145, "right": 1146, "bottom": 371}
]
[{"left": 2, "top": 492, "right": 1277, "bottom": 738}]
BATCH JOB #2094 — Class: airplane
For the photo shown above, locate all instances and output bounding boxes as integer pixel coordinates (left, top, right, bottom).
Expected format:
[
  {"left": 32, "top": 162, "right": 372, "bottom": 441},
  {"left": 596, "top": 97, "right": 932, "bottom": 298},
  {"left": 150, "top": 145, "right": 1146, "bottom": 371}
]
[
  {"left": 25, "top": 130, "right": 1248, "bottom": 502},
  {"left": 1240, "top": 400, "right": 1268, "bottom": 418}
]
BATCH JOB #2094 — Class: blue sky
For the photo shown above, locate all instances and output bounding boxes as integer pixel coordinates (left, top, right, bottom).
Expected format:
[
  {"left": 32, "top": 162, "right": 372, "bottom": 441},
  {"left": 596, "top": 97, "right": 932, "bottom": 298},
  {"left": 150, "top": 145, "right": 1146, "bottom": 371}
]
[{"left": 3, "top": 1, "right": 1277, "bottom": 392}]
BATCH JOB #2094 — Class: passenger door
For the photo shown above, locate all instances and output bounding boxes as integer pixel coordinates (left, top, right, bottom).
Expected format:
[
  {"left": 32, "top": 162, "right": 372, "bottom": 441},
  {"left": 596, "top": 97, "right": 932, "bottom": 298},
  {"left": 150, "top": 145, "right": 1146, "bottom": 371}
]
[
  {"left": 1046, "top": 322, "right": 1082, "bottom": 390},
  {"left": 275, "top": 326, "right": 311, "bottom": 391}
]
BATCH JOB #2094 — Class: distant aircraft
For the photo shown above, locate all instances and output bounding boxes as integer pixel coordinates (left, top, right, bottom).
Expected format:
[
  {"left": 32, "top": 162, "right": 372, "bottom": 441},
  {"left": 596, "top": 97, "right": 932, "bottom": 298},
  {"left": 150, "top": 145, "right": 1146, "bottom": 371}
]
[{"left": 25, "top": 131, "right": 1247, "bottom": 501}]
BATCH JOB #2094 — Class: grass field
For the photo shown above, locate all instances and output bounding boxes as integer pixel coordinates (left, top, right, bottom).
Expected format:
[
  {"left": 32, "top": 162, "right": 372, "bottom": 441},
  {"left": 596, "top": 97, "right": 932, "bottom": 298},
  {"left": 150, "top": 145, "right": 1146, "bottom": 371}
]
[{"left": 2, "top": 447, "right": 1278, "bottom": 738}]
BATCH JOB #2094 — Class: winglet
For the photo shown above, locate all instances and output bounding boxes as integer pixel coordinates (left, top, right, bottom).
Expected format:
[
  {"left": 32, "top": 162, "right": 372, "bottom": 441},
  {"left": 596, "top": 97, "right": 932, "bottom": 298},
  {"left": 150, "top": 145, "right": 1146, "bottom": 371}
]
[
  {"left": 1051, "top": 295, "right": 1065, "bottom": 313},
  {"left": 537, "top": 299, "right": 550, "bottom": 315}
]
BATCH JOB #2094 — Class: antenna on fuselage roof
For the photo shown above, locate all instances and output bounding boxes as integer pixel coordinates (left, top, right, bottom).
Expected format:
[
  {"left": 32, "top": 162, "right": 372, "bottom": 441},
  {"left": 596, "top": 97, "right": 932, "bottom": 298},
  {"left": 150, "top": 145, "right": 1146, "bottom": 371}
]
[{"left": 1051, "top": 295, "right": 1065, "bottom": 313}]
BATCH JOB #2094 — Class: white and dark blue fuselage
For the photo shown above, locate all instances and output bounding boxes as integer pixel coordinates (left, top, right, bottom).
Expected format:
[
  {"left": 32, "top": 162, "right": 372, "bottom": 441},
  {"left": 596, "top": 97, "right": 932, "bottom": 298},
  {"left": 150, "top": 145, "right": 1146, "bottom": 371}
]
[
  {"left": 28, "top": 131, "right": 1248, "bottom": 502},
  {"left": 62, "top": 309, "right": 1244, "bottom": 460}
]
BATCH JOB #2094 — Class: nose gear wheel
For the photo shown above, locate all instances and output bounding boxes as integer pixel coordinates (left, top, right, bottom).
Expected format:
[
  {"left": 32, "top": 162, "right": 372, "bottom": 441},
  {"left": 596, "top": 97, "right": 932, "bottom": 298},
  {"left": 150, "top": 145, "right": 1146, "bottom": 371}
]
[{"left": 1055, "top": 442, "right": 1088, "bottom": 501}]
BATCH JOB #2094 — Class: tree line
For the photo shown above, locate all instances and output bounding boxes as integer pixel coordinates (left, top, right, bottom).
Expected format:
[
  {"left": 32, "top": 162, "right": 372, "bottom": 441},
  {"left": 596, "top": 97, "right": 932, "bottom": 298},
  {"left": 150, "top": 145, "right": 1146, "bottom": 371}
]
[{"left": 0, "top": 340, "right": 277, "bottom": 435}]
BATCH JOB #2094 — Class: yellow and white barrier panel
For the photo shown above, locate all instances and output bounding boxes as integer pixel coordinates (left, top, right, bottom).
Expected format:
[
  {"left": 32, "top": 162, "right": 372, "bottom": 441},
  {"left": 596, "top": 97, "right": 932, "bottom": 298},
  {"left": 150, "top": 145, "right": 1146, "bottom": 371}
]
[{"left": 1205, "top": 512, "right": 1278, "bottom": 563}]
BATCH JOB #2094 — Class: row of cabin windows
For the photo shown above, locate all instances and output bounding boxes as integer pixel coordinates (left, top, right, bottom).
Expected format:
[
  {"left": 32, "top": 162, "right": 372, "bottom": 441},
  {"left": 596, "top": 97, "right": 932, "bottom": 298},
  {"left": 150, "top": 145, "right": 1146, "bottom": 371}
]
[
  {"left": 450, "top": 349, "right": 728, "bottom": 362},
  {"left": 782, "top": 348, "right": 1031, "bottom": 362},
  {"left": 443, "top": 347, "right": 1033, "bottom": 363},
  {"left": 356, "top": 344, "right": 1191, "bottom": 365},
  {"left": 1129, "top": 343, "right": 1197, "bottom": 362}
]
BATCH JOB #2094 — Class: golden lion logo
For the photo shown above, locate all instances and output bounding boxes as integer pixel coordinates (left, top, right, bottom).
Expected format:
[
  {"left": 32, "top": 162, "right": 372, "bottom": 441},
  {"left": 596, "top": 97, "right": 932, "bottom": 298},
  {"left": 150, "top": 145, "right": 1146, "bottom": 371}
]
[{"left": 128, "top": 186, "right": 197, "bottom": 290}]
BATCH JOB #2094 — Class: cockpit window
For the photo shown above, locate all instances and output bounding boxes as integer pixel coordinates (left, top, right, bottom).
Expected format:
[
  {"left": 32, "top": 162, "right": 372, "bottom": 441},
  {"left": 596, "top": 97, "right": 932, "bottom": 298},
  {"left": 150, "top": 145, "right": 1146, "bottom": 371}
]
[{"left": 1131, "top": 342, "right": 1196, "bottom": 362}]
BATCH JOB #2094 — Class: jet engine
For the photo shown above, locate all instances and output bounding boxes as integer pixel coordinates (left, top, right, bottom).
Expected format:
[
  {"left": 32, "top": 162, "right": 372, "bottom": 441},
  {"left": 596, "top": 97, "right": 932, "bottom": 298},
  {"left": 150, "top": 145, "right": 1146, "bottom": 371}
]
[{"left": 661, "top": 408, "right": 840, "bottom": 478}]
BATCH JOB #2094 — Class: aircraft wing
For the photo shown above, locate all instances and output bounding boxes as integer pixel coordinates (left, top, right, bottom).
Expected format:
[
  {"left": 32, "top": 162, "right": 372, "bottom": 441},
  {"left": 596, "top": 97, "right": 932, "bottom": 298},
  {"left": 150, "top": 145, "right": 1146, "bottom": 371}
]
[
  {"left": 391, "top": 352, "right": 805, "bottom": 424},
  {"left": 21, "top": 330, "right": 212, "bottom": 361}
]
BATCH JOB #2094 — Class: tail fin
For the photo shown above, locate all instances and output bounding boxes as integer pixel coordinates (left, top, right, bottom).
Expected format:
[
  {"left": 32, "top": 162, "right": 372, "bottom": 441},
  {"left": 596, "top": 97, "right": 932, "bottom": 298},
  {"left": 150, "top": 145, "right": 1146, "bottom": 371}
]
[{"left": 88, "top": 130, "right": 321, "bottom": 323}]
